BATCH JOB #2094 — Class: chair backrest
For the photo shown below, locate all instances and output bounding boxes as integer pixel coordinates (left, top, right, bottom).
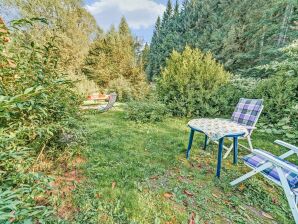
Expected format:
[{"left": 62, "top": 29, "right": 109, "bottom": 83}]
[
  {"left": 102, "top": 92, "right": 117, "bottom": 111},
  {"left": 231, "top": 98, "right": 263, "bottom": 127}
]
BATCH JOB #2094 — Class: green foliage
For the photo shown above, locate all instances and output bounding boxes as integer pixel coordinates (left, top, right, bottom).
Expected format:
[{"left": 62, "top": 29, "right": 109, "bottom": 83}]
[
  {"left": 140, "top": 43, "right": 150, "bottom": 73},
  {"left": 125, "top": 100, "right": 168, "bottom": 123},
  {"left": 0, "top": 18, "right": 81, "bottom": 222},
  {"left": 254, "top": 74, "right": 298, "bottom": 143},
  {"left": 250, "top": 41, "right": 298, "bottom": 144},
  {"left": 209, "top": 76, "right": 257, "bottom": 116},
  {"left": 82, "top": 17, "right": 149, "bottom": 101},
  {"left": 157, "top": 46, "right": 230, "bottom": 117},
  {"left": 4, "top": 0, "right": 99, "bottom": 76},
  {"left": 73, "top": 110, "right": 294, "bottom": 223},
  {"left": 147, "top": 0, "right": 298, "bottom": 79},
  {"left": 254, "top": 40, "right": 298, "bottom": 77}
]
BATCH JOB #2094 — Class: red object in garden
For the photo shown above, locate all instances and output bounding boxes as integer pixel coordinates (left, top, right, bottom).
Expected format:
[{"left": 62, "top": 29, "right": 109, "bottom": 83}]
[{"left": 87, "top": 93, "right": 108, "bottom": 101}]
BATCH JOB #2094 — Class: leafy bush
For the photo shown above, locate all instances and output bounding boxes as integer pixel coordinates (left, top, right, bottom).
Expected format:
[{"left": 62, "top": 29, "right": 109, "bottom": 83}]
[
  {"left": 157, "top": 46, "right": 230, "bottom": 117},
  {"left": 209, "top": 76, "right": 257, "bottom": 116},
  {"left": 0, "top": 18, "right": 81, "bottom": 222},
  {"left": 248, "top": 41, "right": 298, "bottom": 144},
  {"left": 125, "top": 100, "right": 168, "bottom": 123},
  {"left": 108, "top": 72, "right": 150, "bottom": 102},
  {"left": 253, "top": 74, "right": 298, "bottom": 143}
]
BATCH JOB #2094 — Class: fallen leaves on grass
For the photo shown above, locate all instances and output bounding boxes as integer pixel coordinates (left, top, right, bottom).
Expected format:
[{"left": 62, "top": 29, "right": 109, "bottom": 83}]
[
  {"left": 96, "top": 193, "right": 101, "bottom": 199},
  {"left": 261, "top": 211, "right": 274, "bottom": 220},
  {"left": 164, "top": 192, "right": 173, "bottom": 199},
  {"left": 272, "top": 197, "right": 278, "bottom": 204},
  {"left": 212, "top": 193, "right": 219, "bottom": 198},
  {"left": 197, "top": 163, "right": 203, "bottom": 169},
  {"left": 239, "top": 183, "right": 245, "bottom": 191},
  {"left": 188, "top": 212, "right": 196, "bottom": 224},
  {"left": 183, "top": 190, "right": 194, "bottom": 197},
  {"left": 178, "top": 176, "right": 184, "bottom": 182},
  {"left": 150, "top": 175, "right": 159, "bottom": 180}
]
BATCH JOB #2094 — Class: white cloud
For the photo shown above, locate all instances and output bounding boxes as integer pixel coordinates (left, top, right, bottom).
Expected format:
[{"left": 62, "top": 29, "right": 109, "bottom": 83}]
[{"left": 85, "top": 0, "right": 166, "bottom": 30}]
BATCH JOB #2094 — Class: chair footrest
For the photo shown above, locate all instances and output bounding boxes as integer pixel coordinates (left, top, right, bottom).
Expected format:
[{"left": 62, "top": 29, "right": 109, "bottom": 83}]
[{"left": 243, "top": 151, "right": 298, "bottom": 189}]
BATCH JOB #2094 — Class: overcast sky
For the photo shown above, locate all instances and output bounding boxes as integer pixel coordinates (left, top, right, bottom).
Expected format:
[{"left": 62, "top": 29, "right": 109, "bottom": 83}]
[{"left": 84, "top": 0, "right": 180, "bottom": 43}]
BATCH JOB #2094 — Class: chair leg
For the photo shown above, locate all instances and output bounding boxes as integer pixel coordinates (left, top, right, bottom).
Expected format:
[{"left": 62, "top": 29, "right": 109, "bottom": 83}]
[
  {"left": 216, "top": 138, "right": 224, "bottom": 178},
  {"left": 233, "top": 137, "right": 238, "bottom": 164},
  {"left": 230, "top": 162, "right": 273, "bottom": 186},
  {"left": 203, "top": 135, "right": 208, "bottom": 150},
  {"left": 276, "top": 167, "right": 298, "bottom": 224},
  {"left": 247, "top": 135, "right": 253, "bottom": 151},
  {"left": 186, "top": 129, "right": 195, "bottom": 159}
]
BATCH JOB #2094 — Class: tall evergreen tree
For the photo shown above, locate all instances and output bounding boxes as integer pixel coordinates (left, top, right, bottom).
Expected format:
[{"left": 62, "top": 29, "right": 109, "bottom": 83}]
[
  {"left": 162, "top": 0, "right": 173, "bottom": 24},
  {"left": 119, "top": 16, "right": 131, "bottom": 36},
  {"left": 155, "top": 16, "right": 161, "bottom": 35},
  {"left": 83, "top": 18, "right": 148, "bottom": 99},
  {"left": 174, "top": 0, "right": 179, "bottom": 16},
  {"left": 147, "top": 0, "right": 298, "bottom": 79},
  {"left": 140, "top": 43, "right": 150, "bottom": 71}
]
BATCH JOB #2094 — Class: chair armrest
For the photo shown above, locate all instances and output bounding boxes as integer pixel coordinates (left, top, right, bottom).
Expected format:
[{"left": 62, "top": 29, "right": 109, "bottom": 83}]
[
  {"left": 274, "top": 140, "right": 298, "bottom": 153},
  {"left": 253, "top": 149, "right": 298, "bottom": 176}
]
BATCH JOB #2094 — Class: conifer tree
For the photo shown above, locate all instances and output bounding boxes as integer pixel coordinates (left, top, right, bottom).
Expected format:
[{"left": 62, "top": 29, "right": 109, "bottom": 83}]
[
  {"left": 162, "top": 0, "right": 173, "bottom": 24},
  {"left": 119, "top": 16, "right": 131, "bottom": 36},
  {"left": 147, "top": 0, "right": 298, "bottom": 79},
  {"left": 140, "top": 43, "right": 150, "bottom": 71},
  {"left": 155, "top": 16, "right": 161, "bottom": 35},
  {"left": 174, "top": 0, "right": 179, "bottom": 16},
  {"left": 83, "top": 17, "right": 148, "bottom": 100}
]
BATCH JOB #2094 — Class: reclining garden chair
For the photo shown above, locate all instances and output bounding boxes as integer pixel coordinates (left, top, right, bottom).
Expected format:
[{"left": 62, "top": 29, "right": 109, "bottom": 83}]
[
  {"left": 98, "top": 92, "right": 117, "bottom": 112},
  {"left": 221, "top": 98, "right": 263, "bottom": 158},
  {"left": 231, "top": 140, "right": 298, "bottom": 223}
]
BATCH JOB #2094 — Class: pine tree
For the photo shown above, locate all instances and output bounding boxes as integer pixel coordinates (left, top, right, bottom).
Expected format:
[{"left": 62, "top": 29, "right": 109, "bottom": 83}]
[
  {"left": 162, "top": 0, "right": 173, "bottom": 24},
  {"left": 155, "top": 16, "right": 161, "bottom": 35},
  {"left": 174, "top": 0, "right": 179, "bottom": 16},
  {"left": 140, "top": 43, "right": 150, "bottom": 70},
  {"left": 83, "top": 19, "right": 148, "bottom": 100},
  {"left": 147, "top": 0, "right": 298, "bottom": 79},
  {"left": 119, "top": 16, "right": 131, "bottom": 36},
  {"left": 147, "top": 16, "right": 162, "bottom": 80}
]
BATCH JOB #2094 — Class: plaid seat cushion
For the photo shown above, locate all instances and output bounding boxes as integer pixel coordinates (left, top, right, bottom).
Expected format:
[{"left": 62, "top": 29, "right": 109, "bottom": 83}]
[
  {"left": 231, "top": 98, "right": 263, "bottom": 127},
  {"left": 243, "top": 150, "right": 298, "bottom": 189}
]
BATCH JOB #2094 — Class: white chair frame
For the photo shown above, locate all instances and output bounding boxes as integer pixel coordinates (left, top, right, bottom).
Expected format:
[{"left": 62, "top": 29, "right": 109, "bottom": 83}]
[
  {"left": 231, "top": 140, "right": 298, "bottom": 224},
  {"left": 98, "top": 92, "right": 117, "bottom": 112},
  {"left": 217, "top": 105, "right": 264, "bottom": 159}
]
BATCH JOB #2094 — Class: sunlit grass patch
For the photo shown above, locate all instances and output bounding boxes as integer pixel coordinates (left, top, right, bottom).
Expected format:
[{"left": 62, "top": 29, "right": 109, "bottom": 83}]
[{"left": 72, "top": 110, "right": 294, "bottom": 223}]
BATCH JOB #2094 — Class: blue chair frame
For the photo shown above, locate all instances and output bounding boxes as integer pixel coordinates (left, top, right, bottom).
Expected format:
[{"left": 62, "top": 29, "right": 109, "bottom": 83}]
[{"left": 186, "top": 126, "right": 245, "bottom": 177}]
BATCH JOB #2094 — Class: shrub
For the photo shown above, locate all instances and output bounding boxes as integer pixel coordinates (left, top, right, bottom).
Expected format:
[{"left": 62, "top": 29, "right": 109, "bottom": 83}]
[
  {"left": 108, "top": 76, "right": 134, "bottom": 101},
  {"left": 249, "top": 41, "right": 298, "bottom": 144},
  {"left": 0, "top": 18, "right": 81, "bottom": 222},
  {"left": 125, "top": 100, "right": 168, "bottom": 123},
  {"left": 108, "top": 72, "right": 150, "bottom": 102},
  {"left": 209, "top": 76, "right": 257, "bottom": 116},
  {"left": 157, "top": 46, "right": 230, "bottom": 117},
  {"left": 253, "top": 73, "right": 298, "bottom": 143}
]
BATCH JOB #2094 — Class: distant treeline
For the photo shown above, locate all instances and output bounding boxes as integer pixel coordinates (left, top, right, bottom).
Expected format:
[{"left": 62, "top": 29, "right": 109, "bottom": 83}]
[{"left": 147, "top": 0, "right": 298, "bottom": 80}]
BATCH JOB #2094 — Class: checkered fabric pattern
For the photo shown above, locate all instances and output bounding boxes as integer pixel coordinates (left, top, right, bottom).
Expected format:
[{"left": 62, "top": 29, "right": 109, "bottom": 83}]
[
  {"left": 243, "top": 150, "right": 298, "bottom": 188},
  {"left": 231, "top": 98, "right": 263, "bottom": 127}
]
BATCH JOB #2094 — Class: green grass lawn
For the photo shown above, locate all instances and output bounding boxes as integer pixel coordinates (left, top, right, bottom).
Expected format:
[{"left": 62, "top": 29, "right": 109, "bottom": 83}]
[{"left": 72, "top": 108, "right": 294, "bottom": 223}]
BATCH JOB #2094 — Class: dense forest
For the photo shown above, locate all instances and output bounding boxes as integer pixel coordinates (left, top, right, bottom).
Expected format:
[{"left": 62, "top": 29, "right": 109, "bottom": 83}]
[{"left": 148, "top": 0, "right": 298, "bottom": 79}]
